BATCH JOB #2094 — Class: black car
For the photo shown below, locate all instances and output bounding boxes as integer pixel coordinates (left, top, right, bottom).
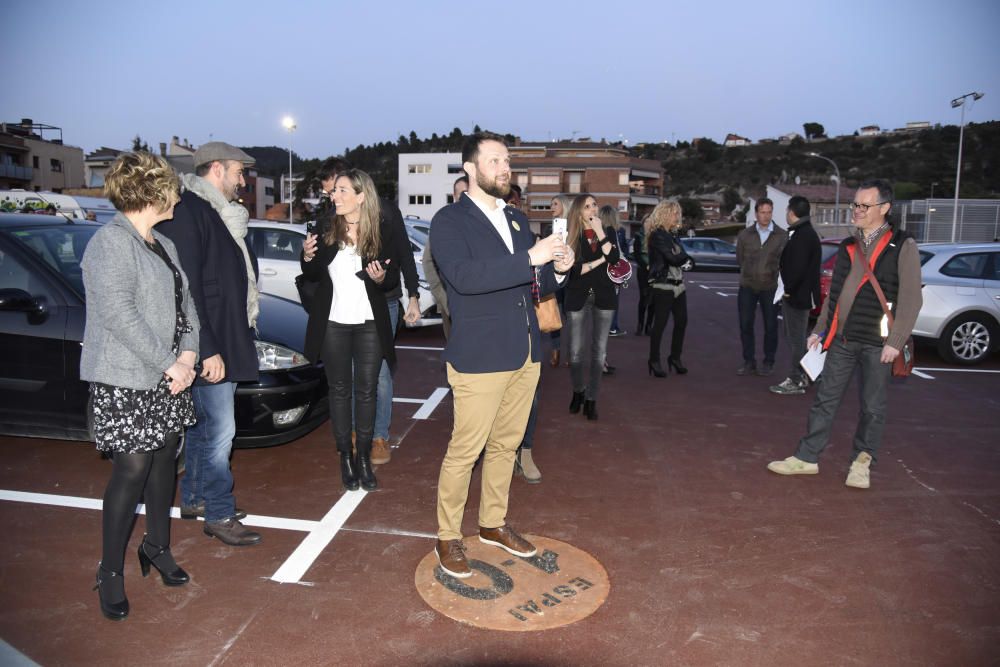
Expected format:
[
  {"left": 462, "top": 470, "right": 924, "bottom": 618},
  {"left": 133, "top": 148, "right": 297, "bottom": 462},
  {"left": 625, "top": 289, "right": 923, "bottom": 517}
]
[
  {"left": 678, "top": 237, "right": 739, "bottom": 270},
  {"left": 0, "top": 214, "right": 327, "bottom": 448}
]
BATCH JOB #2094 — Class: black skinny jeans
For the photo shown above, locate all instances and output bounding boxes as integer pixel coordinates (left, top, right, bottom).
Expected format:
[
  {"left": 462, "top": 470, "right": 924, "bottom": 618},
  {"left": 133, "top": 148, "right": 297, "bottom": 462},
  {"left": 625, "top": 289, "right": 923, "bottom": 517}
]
[
  {"left": 649, "top": 289, "right": 688, "bottom": 363},
  {"left": 322, "top": 320, "right": 382, "bottom": 456}
]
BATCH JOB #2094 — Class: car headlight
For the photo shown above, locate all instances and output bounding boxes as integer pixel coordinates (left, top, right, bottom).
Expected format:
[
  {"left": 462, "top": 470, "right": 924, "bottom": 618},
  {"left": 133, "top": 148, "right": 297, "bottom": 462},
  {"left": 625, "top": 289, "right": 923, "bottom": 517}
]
[{"left": 255, "top": 340, "right": 309, "bottom": 370}]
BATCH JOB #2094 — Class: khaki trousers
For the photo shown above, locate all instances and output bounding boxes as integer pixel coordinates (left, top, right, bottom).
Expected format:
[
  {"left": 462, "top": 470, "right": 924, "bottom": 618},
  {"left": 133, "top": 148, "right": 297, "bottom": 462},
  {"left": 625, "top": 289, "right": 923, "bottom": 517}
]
[{"left": 436, "top": 354, "right": 539, "bottom": 540}]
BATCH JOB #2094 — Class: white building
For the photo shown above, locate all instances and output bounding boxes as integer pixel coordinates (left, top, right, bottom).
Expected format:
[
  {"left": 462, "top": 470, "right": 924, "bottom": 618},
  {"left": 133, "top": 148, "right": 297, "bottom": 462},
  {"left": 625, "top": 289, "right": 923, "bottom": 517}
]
[
  {"left": 397, "top": 152, "right": 464, "bottom": 219},
  {"left": 748, "top": 184, "right": 854, "bottom": 238}
]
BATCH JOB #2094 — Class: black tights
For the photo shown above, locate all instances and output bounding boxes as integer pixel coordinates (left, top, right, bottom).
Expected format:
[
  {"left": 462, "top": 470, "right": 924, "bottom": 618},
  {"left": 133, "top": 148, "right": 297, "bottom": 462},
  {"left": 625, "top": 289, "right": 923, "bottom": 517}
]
[{"left": 101, "top": 433, "right": 181, "bottom": 573}]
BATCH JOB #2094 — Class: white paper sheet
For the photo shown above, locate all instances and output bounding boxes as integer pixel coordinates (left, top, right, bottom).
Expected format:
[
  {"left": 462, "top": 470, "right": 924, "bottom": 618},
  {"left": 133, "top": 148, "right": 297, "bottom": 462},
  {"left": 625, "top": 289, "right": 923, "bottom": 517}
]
[
  {"left": 773, "top": 275, "right": 785, "bottom": 304},
  {"left": 800, "top": 346, "right": 827, "bottom": 382}
]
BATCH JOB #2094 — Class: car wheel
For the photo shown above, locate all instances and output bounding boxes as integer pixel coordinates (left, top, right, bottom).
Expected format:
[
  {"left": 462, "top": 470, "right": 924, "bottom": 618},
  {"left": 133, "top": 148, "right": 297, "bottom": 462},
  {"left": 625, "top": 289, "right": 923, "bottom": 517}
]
[{"left": 937, "top": 313, "right": 996, "bottom": 365}]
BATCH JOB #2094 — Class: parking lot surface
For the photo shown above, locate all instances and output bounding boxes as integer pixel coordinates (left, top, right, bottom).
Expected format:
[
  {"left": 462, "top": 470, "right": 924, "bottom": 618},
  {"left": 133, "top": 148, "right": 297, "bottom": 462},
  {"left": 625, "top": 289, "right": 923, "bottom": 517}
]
[{"left": 1, "top": 277, "right": 998, "bottom": 666}]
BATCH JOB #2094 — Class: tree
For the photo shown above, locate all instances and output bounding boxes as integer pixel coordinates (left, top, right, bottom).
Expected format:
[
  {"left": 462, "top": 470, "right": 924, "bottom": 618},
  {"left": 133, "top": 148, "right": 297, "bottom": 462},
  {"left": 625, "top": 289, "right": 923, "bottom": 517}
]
[
  {"left": 721, "top": 187, "right": 743, "bottom": 218},
  {"left": 132, "top": 134, "right": 151, "bottom": 152},
  {"left": 678, "top": 197, "right": 704, "bottom": 224},
  {"left": 803, "top": 122, "right": 825, "bottom": 139}
]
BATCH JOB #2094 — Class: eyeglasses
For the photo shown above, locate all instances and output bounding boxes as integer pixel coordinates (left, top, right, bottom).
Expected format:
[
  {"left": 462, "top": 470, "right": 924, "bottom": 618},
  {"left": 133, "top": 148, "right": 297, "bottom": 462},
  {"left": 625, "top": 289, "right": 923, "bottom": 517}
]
[{"left": 851, "top": 201, "right": 889, "bottom": 212}]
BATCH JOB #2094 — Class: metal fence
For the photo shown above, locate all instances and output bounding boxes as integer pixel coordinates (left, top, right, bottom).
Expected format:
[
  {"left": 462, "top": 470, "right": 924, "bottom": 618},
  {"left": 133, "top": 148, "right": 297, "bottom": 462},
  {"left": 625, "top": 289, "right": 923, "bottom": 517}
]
[{"left": 898, "top": 199, "right": 1000, "bottom": 243}]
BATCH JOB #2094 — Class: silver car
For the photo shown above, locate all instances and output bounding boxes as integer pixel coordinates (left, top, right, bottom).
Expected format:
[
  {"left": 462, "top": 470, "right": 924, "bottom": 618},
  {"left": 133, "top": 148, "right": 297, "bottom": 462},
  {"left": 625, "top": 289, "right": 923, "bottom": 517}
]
[
  {"left": 913, "top": 243, "right": 1000, "bottom": 365},
  {"left": 678, "top": 237, "right": 739, "bottom": 270}
]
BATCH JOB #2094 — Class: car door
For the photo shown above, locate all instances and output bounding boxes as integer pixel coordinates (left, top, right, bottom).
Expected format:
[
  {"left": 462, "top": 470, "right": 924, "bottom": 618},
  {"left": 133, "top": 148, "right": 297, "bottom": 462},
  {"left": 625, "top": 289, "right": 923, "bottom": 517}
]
[
  {"left": 0, "top": 236, "right": 75, "bottom": 436},
  {"left": 712, "top": 240, "right": 738, "bottom": 268},
  {"left": 984, "top": 252, "right": 1000, "bottom": 317},
  {"left": 248, "top": 227, "right": 305, "bottom": 302}
]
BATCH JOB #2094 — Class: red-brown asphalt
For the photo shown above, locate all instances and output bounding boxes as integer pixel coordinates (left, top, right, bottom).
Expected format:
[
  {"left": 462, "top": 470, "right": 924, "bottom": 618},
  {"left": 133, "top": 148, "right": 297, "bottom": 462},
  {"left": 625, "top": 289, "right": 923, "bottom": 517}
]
[{"left": 1, "top": 272, "right": 998, "bottom": 666}]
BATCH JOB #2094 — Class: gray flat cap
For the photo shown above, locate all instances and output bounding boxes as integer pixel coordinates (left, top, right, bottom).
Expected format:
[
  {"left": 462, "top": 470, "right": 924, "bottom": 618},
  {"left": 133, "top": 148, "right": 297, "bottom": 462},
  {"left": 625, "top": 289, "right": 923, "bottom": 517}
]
[{"left": 193, "top": 142, "right": 256, "bottom": 168}]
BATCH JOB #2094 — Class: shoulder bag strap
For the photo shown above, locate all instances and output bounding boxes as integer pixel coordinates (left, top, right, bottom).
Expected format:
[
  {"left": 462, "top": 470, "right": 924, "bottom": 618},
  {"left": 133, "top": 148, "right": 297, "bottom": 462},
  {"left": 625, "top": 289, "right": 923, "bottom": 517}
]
[{"left": 858, "top": 245, "right": 894, "bottom": 329}]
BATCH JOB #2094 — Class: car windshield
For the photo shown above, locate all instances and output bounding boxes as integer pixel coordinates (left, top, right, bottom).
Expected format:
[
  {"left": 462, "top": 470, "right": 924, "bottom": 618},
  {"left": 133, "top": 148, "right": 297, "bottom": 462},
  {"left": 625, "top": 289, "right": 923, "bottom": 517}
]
[
  {"left": 407, "top": 227, "right": 429, "bottom": 247},
  {"left": 7, "top": 225, "right": 97, "bottom": 295},
  {"left": 821, "top": 244, "right": 839, "bottom": 264}
]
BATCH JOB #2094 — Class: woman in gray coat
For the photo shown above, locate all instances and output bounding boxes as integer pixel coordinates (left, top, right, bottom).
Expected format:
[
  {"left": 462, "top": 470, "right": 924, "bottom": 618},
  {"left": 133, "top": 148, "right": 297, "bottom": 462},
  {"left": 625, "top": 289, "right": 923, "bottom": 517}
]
[{"left": 81, "top": 152, "right": 199, "bottom": 621}]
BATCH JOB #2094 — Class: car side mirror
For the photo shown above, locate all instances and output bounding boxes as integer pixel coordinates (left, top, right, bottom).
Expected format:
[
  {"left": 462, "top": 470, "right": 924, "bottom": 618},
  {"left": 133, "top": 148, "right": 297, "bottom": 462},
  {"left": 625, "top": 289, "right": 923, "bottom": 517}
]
[{"left": 0, "top": 288, "right": 45, "bottom": 314}]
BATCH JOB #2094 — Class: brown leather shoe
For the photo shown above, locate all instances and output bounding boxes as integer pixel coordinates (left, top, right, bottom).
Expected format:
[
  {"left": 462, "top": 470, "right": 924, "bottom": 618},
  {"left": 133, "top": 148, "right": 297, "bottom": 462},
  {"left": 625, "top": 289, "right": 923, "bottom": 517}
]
[
  {"left": 371, "top": 438, "right": 391, "bottom": 465},
  {"left": 435, "top": 539, "right": 471, "bottom": 578},
  {"left": 479, "top": 525, "right": 537, "bottom": 557}
]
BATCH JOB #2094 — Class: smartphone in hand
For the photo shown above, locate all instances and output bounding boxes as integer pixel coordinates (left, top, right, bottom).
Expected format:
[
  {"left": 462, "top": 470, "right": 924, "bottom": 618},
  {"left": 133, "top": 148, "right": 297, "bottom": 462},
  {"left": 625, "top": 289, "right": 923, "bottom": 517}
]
[
  {"left": 552, "top": 218, "right": 567, "bottom": 243},
  {"left": 305, "top": 222, "right": 317, "bottom": 236}
]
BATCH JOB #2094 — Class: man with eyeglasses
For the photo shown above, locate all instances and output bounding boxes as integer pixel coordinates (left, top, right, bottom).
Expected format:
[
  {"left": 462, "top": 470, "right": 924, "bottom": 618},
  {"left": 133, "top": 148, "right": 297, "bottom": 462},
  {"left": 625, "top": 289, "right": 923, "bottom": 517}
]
[{"left": 767, "top": 179, "right": 922, "bottom": 489}]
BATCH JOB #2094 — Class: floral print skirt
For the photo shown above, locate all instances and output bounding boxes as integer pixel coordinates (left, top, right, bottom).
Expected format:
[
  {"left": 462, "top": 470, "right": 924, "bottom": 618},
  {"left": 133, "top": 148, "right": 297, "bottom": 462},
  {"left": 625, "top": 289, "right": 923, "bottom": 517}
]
[{"left": 90, "top": 378, "right": 195, "bottom": 454}]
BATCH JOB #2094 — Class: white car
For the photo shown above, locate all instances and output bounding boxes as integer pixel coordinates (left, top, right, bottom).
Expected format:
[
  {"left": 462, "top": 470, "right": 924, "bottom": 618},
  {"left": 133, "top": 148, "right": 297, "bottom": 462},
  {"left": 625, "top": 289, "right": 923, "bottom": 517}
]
[
  {"left": 913, "top": 243, "right": 1000, "bottom": 365},
  {"left": 247, "top": 220, "right": 440, "bottom": 327}
]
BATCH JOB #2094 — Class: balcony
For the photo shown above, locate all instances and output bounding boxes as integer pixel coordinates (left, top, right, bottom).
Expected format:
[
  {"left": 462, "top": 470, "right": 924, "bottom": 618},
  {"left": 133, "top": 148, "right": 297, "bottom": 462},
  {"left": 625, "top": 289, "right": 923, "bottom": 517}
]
[
  {"left": 0, "top": 163, "right": 32, "bottom": 181},
  {"left": 629, "top": 185, "right": 660, "bottom": 196}
]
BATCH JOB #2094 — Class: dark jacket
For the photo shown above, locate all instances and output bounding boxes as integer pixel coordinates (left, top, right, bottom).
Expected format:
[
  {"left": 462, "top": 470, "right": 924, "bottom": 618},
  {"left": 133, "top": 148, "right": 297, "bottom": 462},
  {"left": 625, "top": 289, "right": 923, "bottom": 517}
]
[
  {"left": 779, "top": 216, "right": 822, "bottom": 310},
  {"left": 736, "top": 223, "right": 788, "bottom": 291},
  {"left": 299, "top": 216, "right": 401, "bottom": 369},
  {"left": 565, "top": 225, "right": 620, "bottom": 311},
  {"left": 647, "top": 229, "right": 690, "bottom": 283},
  {"left": 380, "top": 199, "right": 419, "bottom": 302},
  {"left": 157, "top": 190, "right": 258, "bottom": 384},
  {"left": 430, "top": 194, "right": 559, "bottom": 374}
]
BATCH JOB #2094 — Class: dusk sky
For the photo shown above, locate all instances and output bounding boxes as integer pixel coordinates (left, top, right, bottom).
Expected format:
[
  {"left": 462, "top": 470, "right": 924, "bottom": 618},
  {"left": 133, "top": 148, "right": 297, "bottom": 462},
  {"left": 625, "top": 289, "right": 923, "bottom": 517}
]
[{"left": 5, "top": 0, "right": 998, "bottom": 158}]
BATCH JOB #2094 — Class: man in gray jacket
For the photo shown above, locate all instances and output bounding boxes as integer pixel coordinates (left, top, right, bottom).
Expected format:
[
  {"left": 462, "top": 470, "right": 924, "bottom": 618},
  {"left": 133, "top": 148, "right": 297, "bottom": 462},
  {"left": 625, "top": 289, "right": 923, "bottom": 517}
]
[{"left": 736, "top": 198, "right": 788, "bottom": 376}]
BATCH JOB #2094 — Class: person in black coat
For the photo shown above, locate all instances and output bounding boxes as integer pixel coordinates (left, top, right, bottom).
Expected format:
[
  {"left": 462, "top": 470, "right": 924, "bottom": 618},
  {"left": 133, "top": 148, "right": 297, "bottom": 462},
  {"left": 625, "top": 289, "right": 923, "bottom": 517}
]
[
  {"left": 646, "top": 200, "right": 692, "bottom": 378},
  {"left": 564, "top": 194, "right": 620, "bottom": 420},
  {"left": 300, "top": 169, "right": 399, "bottom": 491},
  {"left": 770, "top": 195, "right": 822, "bottom": 395}
]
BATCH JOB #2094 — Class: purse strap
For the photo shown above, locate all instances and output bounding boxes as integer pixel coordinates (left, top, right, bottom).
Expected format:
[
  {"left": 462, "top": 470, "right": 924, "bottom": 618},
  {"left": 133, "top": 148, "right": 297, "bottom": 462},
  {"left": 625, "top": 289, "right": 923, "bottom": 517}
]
[{"left": 857, "top": 242, "right": 894, "bottom": 329}]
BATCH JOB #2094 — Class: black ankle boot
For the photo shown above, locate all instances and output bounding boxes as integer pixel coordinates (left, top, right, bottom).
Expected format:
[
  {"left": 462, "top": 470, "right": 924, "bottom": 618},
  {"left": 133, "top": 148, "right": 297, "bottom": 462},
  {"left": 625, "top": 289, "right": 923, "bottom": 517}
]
[
  {"left": 357, "top": 454, "right": 378, "bottom": 491},
  {"left": 667, "top": 356, "right": 688, "bottom": 374},
  {"left": 569, "top": 391, "right": 585, "bottom": 414},
  {"left": 340, "top": 452, "right": 360, "bottom": 491},
  {"left": 94, "top": 563, "right": 129, "bottom": 621},
  {"left": 583, "top": 399, "right": 598, "bottom": 420},
  {"left": 138, "top": 536, "right": 189, "bottom": 586},
  {"left": 648, "top": 360, "right": 667, "bottom": 377}
]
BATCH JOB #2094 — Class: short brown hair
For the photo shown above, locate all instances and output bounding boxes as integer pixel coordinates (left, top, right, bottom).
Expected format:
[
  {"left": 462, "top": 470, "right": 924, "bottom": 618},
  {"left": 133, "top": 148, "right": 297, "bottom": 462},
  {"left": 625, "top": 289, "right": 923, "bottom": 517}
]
[{"left": 104, "top": 152, "right": 179, "bottom": 214}]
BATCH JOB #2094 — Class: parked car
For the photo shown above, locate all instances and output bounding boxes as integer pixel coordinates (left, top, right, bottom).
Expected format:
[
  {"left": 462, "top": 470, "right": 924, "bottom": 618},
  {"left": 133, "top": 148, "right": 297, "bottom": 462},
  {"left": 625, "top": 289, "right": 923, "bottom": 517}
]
[
  {"left": 0, "top": 214, "right": 328, "bottom": 448},
  {"left": 912, "top": 243, "right": 1000, "bottom": 365},
  {"left": 812, "top": 238, "right": 844, "bottom": 318},
  {"left": 404, "top": 216, "right": 430, "bottom": 241},
  {"left": 247, "top": 219, "right": 441, "bottom": 326},
  {"left": 678, "top": 237, "right": 738, "bottom": 270}
]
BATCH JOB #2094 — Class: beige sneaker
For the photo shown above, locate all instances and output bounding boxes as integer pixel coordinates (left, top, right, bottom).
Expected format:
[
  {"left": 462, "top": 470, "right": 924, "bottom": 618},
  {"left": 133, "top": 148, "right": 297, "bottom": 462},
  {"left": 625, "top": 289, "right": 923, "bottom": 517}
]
[
  {"left": 845, "top": 452, "right": 872, "bottom": 489},
  {"left": 517, "top": 449, "right": 542, "bottom": 483},
  {"left": 767, "top": 456, "right": 819, "bottom": 475},
  {"left": 371, "top": 438, "right": 391, "bottom": 465}
]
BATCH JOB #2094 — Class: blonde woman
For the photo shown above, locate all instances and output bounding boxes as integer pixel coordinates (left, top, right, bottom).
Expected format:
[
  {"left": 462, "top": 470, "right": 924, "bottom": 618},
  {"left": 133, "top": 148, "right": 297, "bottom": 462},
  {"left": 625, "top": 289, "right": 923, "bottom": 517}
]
[
  {"left": 301, "top": 169, "right": 399, "bottom": 491},
  {"left": 646, "top": 200, "right": 692, "bottom": 377},
  {"left": 82, "top": 152, "right": 199, "bottom": 620}
]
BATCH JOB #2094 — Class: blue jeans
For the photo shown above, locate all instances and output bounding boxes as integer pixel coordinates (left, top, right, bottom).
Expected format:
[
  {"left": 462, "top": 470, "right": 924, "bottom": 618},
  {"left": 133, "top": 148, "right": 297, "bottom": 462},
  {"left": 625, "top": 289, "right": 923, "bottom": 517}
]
[
  {"left": 351, "top": 299, "right": 398, "bottom": 441},
  {"left": 794, "top": 337, "right": 891, "bottom": 465},
  {"left": 738, "top": 285, "right": 779, "bottom": 365},
  {"left": 567, "top": 293, "right": 615, "bottom": 401},
  {"left": 182, "top": 382, "right": 237, "bottom": 523}
]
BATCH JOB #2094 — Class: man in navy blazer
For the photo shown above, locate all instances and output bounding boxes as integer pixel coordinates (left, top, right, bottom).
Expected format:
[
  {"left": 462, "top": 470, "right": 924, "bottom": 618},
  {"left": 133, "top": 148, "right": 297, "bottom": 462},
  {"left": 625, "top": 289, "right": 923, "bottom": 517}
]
[{"left": 430, "top": 132, "right": 574, "bottom": 578}]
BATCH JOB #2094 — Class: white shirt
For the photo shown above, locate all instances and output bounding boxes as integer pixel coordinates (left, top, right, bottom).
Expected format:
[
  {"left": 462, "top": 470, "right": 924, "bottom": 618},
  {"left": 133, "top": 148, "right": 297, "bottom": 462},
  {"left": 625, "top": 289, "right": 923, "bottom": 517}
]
[
  {"left": 467, "top": 193, "right": 514, "bottom": 253},
  {"left": 327, "top": 244, "right": 374, "bottom": 324}
]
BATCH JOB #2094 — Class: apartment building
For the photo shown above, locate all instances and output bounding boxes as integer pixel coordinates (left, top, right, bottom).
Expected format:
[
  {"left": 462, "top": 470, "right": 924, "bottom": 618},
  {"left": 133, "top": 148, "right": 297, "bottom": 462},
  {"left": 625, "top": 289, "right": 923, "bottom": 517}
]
[
  {"left": 0, "top": 119, "right": 85, "bottom": 192},
  {"left": 397, "top": 152, "right": 465, "bottom": 219}
]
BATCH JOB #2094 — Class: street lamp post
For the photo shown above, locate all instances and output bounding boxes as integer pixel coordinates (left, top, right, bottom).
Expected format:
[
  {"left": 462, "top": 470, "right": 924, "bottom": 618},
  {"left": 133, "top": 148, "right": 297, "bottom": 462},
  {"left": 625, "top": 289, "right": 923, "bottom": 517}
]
[
  {"left": 806, "top": 152, "right": 841, "bottom": 226},
  {"left": 282, "top": 116, "right": 297, "bottom": 225},
  {"left": 950, "top": 92, "right": 984, "bottom": 243}
]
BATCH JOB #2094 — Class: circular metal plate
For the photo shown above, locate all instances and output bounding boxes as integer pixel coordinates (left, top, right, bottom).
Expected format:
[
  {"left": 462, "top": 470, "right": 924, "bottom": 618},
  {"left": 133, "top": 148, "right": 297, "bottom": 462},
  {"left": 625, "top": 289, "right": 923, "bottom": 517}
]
[{"left": 415, "top": 535, "right": 610, "bottom": 631}]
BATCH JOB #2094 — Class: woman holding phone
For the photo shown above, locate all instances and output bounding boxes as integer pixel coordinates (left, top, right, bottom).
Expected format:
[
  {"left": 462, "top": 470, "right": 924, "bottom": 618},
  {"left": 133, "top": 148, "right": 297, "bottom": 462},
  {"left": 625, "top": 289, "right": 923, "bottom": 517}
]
[
  {"left": 548, "top": 194, "right": 574, "bottom": 367},
  {"left": 300, "top": 169, "right": 399, "bottom": 491},
  {"left": 563, "top": 194, "right": 619, "bottom": 420}
]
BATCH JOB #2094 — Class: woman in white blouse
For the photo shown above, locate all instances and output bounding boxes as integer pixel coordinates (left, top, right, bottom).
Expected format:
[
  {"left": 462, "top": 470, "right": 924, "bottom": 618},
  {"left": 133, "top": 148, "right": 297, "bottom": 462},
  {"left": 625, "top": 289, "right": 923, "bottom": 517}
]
[{"left": 300, "top": 169, "right": 399, "bottom": 491}]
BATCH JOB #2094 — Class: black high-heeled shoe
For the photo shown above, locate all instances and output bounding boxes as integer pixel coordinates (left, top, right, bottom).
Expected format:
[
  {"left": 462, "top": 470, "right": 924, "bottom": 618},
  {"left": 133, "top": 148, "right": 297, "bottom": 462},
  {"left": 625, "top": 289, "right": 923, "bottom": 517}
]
[
  {"left": 583, "top": 399, "right": 598, "bottom": 420},
  {"left": 648, "top": 360, "right": 667, "bottom": 378},
  {"left": 138, "top": 536, "right": 189, "bottom": 586},
  {"left": 340, "top": 452, "right": 360, "bottom": 491},
  {"left": 357, "top": 454, "right": 378, "bottom": 491},
  {"left": 667, "top": 356, "right": 688, "bottom": 374},
  {"left": 93, "top": 563, "right": 129, "bottom": 621},
  {"left": 569, "top": 391, "right": 585, "bottom": 414}
]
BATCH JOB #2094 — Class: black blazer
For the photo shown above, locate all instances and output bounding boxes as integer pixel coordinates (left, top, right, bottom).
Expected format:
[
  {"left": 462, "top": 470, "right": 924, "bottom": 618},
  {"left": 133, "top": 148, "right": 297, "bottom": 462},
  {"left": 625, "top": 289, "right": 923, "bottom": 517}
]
[
  {"left": 779, "top": 217, "right": 822, "bottom": 310},
  {"left": 430, "top": 194, "right": 559, "bottom": 374},
  {"left": 565, "top": 225, "right": 620, "bottom": 311},
  {"left": 157, "top": 190, "right": 259, "bottom": 384},
  {"left": 299, "top": 217, "right": 400, "bottom": 370},
  {"left": 648, "top": 229, "right": 690, "bottom": 282}
]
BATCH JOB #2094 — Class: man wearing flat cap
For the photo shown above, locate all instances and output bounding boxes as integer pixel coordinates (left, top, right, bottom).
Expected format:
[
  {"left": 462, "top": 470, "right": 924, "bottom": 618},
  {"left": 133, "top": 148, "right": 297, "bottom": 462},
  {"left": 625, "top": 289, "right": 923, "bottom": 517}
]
[{"left": 158, "top": 142, "right": 262, "bottom": 546}]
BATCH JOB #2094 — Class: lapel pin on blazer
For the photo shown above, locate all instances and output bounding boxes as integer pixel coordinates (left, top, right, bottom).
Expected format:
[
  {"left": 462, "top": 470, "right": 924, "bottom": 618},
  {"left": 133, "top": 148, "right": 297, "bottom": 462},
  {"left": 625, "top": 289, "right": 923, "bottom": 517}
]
[{"left": 511, "top": 220, "right": 521, "bottom": 232}]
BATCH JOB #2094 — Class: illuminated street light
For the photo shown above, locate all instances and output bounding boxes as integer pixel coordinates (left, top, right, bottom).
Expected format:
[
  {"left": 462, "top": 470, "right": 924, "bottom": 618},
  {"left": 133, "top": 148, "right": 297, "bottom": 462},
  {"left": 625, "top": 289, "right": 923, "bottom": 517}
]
[{"left": 949, "top": 92, "right": 984, "bottom": 243}]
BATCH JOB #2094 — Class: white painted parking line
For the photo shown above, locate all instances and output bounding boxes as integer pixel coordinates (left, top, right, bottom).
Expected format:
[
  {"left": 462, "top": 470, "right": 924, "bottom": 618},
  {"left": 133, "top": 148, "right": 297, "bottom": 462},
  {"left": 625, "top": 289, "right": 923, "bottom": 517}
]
[
  {"left": 271, "top": 489, "right": 368, "bottom": 584},
  {"left": 412, "top": 387, "right": 451, "bottom": 420},
  {"left": 716, "top": 292, "right": 730, "bottom": 297},
  {"left": 914, "top": 367, "right": 1000, "bottom": 374},
  {"left": 396, "top": 345, "right": 445, "bottom": 351},
  {"left": 912, "top": 369, "right": 935, "bottom": 380}
]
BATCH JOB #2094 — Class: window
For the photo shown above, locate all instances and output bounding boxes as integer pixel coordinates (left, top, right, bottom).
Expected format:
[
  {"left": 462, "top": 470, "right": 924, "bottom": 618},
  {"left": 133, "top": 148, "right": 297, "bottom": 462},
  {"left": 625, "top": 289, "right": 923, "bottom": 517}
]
[
  {"left": 409, "top": 194, "right": 432, "bottom": 205},
  {"left": 617, "top": 200, "right": 628, "bottom": 212},
  {"left": 264, "top": 186, "right": 274, "bottom": 197},
  {"left": 512, "top": 172, "right": 528, "bottom": 187},
  {"left": 447, "top": 164, "right": 463, "bottom": 174},
  {"left": 50, "top": 159, "right": 62, "bottom": 172},
  {"left": 446, "top": 195, "right": 454, "bottom": 204},
  {"left": 531, "top": 172, "right": 559, "bottom": 185},
  {"left": 566, "top": 172, "right": 582, "bottom": 194},
  {"left": 941, "top": 253, "right": 989, "bottom": 279},
  {"left": 32, "top": 156, "right": 39, "bottom": 168},
  {"left": 248, "top": 229, "right": 304, "bottom": 261},
  {"left": 408, "top": 164, "right": 432, "bottom": 174},
  {"left": 987, "top": 253, "right": 1000, "bottom": 281},
  {"left": 619, "top": 172, "right": 629, "bottom": 186},
  {"left": 530, "top": 200, "right": 552, "bottom": 212}
]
